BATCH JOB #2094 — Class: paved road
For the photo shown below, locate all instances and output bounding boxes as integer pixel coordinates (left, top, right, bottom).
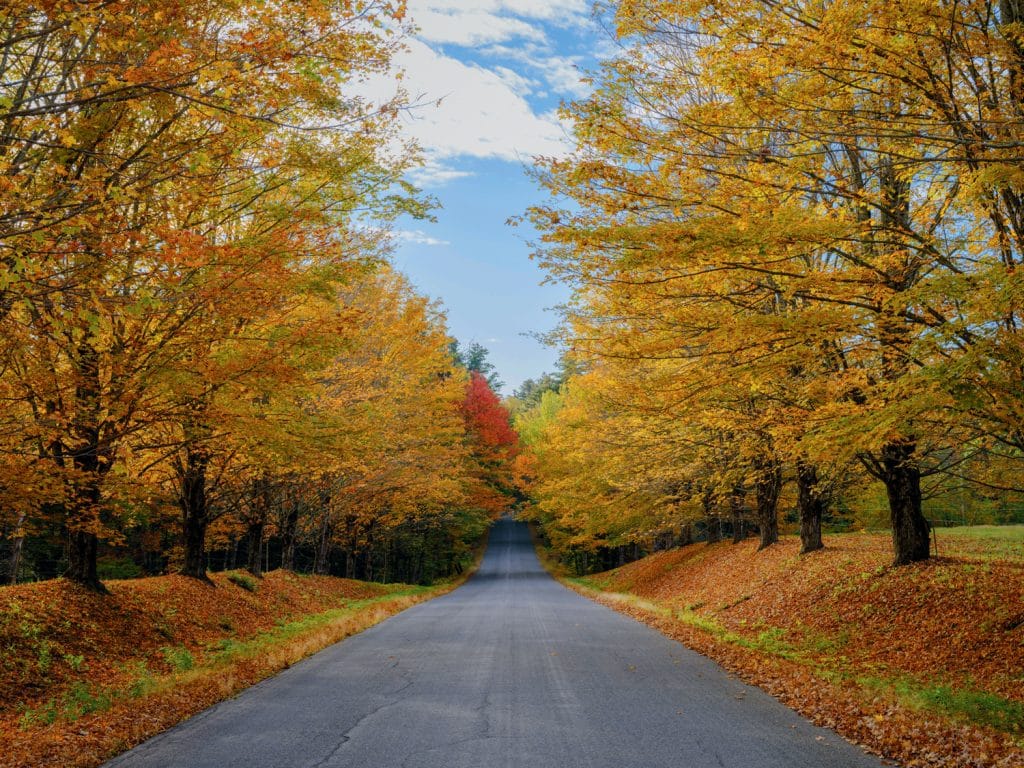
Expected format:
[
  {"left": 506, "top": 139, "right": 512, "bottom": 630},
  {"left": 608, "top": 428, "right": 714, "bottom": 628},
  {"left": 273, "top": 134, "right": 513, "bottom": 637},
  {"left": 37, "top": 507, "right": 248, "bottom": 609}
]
[{"left": 106, "top": 517, "right": 888, "bottom": 768}]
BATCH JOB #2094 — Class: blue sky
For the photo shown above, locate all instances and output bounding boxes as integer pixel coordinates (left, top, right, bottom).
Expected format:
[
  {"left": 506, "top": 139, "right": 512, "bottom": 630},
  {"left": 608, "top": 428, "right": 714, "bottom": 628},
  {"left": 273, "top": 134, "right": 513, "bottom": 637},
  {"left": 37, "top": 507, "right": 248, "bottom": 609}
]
[{"left": 376, "top": 1, "right": 612, "bottom": 394}]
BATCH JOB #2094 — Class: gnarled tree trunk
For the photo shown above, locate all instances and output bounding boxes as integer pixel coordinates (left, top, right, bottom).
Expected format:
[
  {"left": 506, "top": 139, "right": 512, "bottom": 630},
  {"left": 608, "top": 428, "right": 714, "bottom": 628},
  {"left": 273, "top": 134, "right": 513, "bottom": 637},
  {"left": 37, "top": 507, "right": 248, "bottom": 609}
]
[
  {"left": 880, "top": 439, "right": 930, "bottom": 565},
  {"left": 66, "top": 339, "right": 107, "bottom": 593},
  {"left": 179, "top": 440, "right": 212, "bottom": 582},
  {"left": 796, "top": 460, "right": 825, "bottom": 554}
]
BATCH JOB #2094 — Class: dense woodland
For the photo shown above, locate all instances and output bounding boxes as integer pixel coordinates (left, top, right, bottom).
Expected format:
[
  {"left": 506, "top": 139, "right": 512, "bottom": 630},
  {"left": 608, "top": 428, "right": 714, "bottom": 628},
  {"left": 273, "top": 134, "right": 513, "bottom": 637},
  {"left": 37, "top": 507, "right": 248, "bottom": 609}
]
[
  {"left": 515, "top": 0, "right": 1024, "bottom": 571},
  {"left": 0, "top": 1, "right": 520, "bottom": 591}
]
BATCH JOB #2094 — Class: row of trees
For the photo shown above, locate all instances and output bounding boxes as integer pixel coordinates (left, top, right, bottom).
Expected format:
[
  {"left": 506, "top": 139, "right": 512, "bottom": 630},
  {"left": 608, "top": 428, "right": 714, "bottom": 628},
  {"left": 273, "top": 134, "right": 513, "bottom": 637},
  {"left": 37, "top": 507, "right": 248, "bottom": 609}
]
[
  {"left": 517, "top": 0, "right": 1024, "bottom": 567},
  {"left": 0, "top": 1, "right": 520, "bottom": 591}
]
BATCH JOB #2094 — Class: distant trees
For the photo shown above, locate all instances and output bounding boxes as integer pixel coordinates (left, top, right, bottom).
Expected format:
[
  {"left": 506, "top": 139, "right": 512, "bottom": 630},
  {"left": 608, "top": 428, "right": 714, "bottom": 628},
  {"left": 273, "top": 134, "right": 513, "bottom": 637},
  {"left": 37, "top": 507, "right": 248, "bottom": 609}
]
[
  {"left": 451, "top": 341, "right": 504, "bottom": 391},
  {"left": 518, "top": 0, "right": 1024, "bottom": 568}
]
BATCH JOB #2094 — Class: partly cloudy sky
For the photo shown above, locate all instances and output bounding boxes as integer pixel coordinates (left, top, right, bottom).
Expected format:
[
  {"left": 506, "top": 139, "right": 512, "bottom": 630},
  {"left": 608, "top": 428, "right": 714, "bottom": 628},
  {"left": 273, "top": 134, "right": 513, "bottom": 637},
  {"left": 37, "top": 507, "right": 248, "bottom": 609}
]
[{"left": 378, "top": 0, "right": 609, "bottom": 393}]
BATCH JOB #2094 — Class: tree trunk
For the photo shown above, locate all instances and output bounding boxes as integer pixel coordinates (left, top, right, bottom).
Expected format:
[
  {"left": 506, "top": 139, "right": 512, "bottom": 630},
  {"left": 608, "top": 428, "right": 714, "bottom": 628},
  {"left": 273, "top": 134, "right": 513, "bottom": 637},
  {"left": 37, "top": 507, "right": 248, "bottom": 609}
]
[
  {"left": 755, "top": 455, "right": 782, "bottom": 551},
  {"left": 279, "top": 496, "right": 300, "bottom": 571},
  {"left": 314, "top": 514, "right": 333, "bottom": 575},
  {"left": 179, "top": 441, "right": 212, "bottom": 582},
  {"left": 66, "top": 339, "right": 107, "bottom": 593},
  {"left": 66, "top": 525, "right": 103, "bottom": 591},
  {"left": 8, "top": 511, "right": 25, "bottom": 584},
  {"left": 245, "top": 476, "right": 271, "bottom": 577},
  {"left": 246, "top": 519, "right": 265, "bottom": 576},
  {"left": 66, "top": 469, "right": 105, "bottom": 591},
  {"left": 881, "top": 439, "right": 930, "bottom": 565},
  {"left": 702, "top": 488, "right": 721, "bottom": 544},
  {"left": 796, "top": 460, "right": 825, "bottom": 554},
  {"left": 678, "top": 522, "right": 693, "bottom": 547},
  {"left": 730, "top": 485, "right": 746, "bottom": 543}
]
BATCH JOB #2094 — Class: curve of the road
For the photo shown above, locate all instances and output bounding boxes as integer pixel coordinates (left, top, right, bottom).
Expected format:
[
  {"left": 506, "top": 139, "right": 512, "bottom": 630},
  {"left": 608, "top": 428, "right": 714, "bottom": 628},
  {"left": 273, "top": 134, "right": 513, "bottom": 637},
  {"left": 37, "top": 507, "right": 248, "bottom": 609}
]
[{"left": 105, "top": 517, "right": 889, "bottom": 768}]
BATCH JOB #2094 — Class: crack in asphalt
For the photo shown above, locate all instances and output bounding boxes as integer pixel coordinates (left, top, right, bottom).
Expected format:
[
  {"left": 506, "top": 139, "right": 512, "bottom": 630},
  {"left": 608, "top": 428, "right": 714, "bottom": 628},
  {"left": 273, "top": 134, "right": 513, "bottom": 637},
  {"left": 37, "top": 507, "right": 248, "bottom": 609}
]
[{"left": 103, "top": 518, "right": 889, "bottom": 768}]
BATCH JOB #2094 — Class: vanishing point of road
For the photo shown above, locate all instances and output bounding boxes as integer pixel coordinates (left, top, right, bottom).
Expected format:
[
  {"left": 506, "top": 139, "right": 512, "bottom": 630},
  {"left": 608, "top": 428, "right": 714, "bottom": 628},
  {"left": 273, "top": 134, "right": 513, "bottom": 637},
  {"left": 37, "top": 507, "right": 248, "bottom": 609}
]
[{"left": 106, "top": 517, "right": 888, "bottom": 768}]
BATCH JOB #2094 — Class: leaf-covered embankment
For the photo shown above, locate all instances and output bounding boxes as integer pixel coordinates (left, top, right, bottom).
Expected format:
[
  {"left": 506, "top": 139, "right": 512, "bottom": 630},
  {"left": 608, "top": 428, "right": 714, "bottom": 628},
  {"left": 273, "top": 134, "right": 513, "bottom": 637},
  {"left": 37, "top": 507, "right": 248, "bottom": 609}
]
[
  {"left": 556, "top": 530, "right": 1024, "bottom": 768},
  {"left": 1, "top": 571, "right": 453, "bottom": 768}
]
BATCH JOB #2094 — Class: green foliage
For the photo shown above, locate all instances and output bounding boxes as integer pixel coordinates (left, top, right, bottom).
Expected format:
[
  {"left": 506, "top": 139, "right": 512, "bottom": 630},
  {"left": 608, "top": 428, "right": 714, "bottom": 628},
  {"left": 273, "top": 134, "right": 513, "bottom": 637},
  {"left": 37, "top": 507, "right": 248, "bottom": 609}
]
[
  {"left": 126, "top": 661, "right": 156, "bottom": 698},
  {"left": 226, "top": 571, "right": 258, "bottom": 592},
  {"left": 938, "top": 525, "right": 1024, "bottom": 542},
  {"left": 18, "top": 682, "right": 112, "bottom": 728},
  {"left": 96, "top": 557, "right": 144, "bottom": 580},
  {"left": 160, "top": 645, "right": 195, "bottom": 672},
  {"left": 450, "top": 340, "right": 503, "bottom": 390},
  {"left": 859, "top": 677, "right": 1024, "bottom": 735}
]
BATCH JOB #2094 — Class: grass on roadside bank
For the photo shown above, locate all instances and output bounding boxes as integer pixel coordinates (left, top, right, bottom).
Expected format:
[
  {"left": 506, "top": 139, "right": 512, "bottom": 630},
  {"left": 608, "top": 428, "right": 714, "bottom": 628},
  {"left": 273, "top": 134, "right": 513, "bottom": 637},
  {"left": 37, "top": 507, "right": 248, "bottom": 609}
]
[
  {"left": 1, "top": 568, "right": 474, "bottom": 768},
  {"left": 13, "top": 586, "right": 432, "bottom": 731},
  {"left": 536, "top": 528, "right": 1024, "bottom": 768},
  {"left": 571, "top": 577, "right": 1024, "bottom": 736}
]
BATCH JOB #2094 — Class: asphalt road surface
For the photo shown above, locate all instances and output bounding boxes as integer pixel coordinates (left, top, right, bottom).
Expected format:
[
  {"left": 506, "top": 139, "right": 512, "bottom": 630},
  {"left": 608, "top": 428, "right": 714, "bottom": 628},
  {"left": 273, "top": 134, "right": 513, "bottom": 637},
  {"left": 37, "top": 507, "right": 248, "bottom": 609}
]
[{"left": 106, "top": 517, "right": 889, "bottom": 768}]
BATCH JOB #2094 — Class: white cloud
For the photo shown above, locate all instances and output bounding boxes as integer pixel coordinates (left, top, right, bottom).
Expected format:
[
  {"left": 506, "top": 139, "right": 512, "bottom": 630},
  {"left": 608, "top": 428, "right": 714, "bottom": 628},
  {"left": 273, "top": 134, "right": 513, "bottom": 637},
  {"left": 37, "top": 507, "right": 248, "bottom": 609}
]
[
  {"left": 414, "top": 9, "right": 544, "bottom": 46},
  {"left": 479, "top": 44, "right": 591, "bottom": 98},
  {"left": 408, "top": 158, "right": 475, "bottom": 187},
  {"left": 491, "top": 66, "right": 540, "bottom": 97},
  {"left": 411, "top": 1, "right": 590, "bottom": 46},
  {"left": 356, "top": 3, "right": 594, "bottom": 187},
  {"left": 395, "top": 39, "right": 568, "bottom": 163},
  {"left": 421, "top": 0, "right": 589, "bottom": 24},
  {"left": 395, "top": 229, "right": 450, "bottom": 246}
]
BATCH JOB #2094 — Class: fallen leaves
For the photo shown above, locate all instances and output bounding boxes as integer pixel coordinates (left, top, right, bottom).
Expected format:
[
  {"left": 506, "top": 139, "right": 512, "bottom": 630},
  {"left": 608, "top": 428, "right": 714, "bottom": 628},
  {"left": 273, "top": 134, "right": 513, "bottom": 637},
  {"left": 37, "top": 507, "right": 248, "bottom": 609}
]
[
  {"left": 0, "top": 571, "right": 441, "bottom": 768},
  {"left": 569, "top": 531, "right": 1024, "bottom": 768}
]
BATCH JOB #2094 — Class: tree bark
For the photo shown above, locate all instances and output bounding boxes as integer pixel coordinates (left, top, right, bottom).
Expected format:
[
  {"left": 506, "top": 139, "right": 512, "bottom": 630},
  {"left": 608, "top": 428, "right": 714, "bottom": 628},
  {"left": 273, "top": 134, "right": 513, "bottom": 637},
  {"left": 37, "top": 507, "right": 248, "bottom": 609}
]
[
  {"left": 881, "top": 439, "right": 930, "bottom": 565},
  {"left": 66, "top": 338, "right": 107, "bottom": 592},
  {"left": 796, "top": 460, "right": 825, "bottom": 554},
  {"left": 66, "top": 524, "right": 103, "bottom": 591},
  {"left": 8, "top": 511, "right": 26, "bottom": 584},
  {"left": 702, "top": 488, "right": 721, "bottom": 544},
  {"left": 730, "top": 485, "right": 746, "bottom": 543},
  {"left": 179, "top": 440, "right": 212, "bottom": 582},
  {"left": 678, "top": 522, "right": 693, "bottom": 547},
  {"left": 313, "top": 513, "right": 333, "bottom": 575},
  {"left": 755, "top": 454, "right": 782, "bottom": 551},
  {"left": 245, "top": 476, "right": 271, "bottom": 577},
  {"left": 246, "top": 518, "right": 265, "bottom": 576},
  {"left": 280, "top": 496, "right": 300, "bottom": 571}
]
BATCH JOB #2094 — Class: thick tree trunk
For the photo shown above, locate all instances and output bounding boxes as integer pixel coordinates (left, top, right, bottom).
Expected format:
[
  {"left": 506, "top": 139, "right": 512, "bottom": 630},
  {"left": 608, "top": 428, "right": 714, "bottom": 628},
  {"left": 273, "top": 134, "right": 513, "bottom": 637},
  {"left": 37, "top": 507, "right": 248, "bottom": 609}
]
[
  {"left": 730, "top": 485, "right": 746, "bottom": 543},
  {"left": 66, "top": 339, "right": 107, "bottom": 593},
  {"left": 179, "top": 441, "right": 212, "bottom": 582},
  {"left": 881, "top": 439, "right": 930, "bottom": 565},
  {"left": 67, "top": 525, "right": 103, "bottom": 591},
  {"left": 796, "top": 460, "right": 825, "bottom": 554},
  {"left": 755, "top": 455, "right": 782, "bottom": 551},
  {"left": 181, "top": 511, "right": 210, "bottom": 582},
  {"left": 678, "top": 522, "right": 693, "bottom": 547},
  {"left": 246, "top": 519, "right": 265, "bottom": 576}
]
